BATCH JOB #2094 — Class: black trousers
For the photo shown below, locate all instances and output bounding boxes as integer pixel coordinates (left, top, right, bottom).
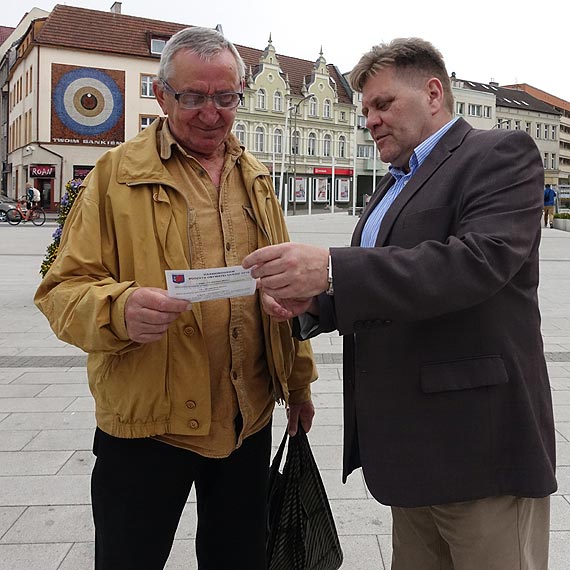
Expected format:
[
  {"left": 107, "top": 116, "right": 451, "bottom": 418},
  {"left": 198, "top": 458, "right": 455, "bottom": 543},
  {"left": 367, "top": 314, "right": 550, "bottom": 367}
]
[{"left": 91, "top": 422, "right": 272, "bottom": 570}]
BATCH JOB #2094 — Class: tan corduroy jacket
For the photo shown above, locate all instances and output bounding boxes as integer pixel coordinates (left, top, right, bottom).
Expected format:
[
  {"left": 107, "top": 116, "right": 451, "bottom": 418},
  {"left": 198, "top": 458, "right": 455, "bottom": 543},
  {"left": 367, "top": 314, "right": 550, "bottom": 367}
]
[{"left": 35, "top": 118, "right": 317, "bottom": 439}]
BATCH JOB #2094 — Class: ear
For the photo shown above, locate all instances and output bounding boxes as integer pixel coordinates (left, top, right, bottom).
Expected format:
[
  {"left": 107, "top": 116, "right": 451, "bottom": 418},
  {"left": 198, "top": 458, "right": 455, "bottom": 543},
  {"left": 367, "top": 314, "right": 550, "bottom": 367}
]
[
  {"left": 426, "top": 77, "right": 445, "bottom": 113},
  {"left": 153, "top": 80, "right": 169, "bottom": 114}
]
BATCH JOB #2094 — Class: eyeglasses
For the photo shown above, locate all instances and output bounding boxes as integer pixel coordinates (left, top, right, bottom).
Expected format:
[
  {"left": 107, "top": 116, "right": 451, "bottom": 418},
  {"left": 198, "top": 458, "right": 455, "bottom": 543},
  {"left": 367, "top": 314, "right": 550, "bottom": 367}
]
[{"left": 161, "top": 80, "right": 243, "bottom": 110}]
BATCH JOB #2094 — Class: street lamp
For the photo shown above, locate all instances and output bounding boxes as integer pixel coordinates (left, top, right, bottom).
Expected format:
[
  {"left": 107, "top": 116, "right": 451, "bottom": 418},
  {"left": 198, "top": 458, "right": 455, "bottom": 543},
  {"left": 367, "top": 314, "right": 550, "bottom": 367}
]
[
  {"left": 492, "top": 119, "right": 510, "bottom": 129},
  {"left": 290, "top": 94, "right": 314, "bottom": 215}
]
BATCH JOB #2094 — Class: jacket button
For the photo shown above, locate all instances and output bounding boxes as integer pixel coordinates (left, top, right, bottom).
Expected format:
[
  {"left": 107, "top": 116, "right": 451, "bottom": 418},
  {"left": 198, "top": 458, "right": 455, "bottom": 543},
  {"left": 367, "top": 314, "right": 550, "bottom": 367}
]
[
  {"left": 232, "top": 371, "right": 238, "bottom": 380},
  {"left": 232, "top": 327, "right": 238, "bottom": 339},
  {"left": 185, "top": 400, "right": 196, "bottom": 409},
  {"left": 188, "top": 420, "right": 199, "bottom": 429},
  {"left": 183, "top": 326, "right": 195, "bottom": 336},
  {"left": 382, "top": 319, "right": 392, "bottom": 325},
  {"left": 225, "top": 242, "right": 231, "bottom": 251},
  {"left": 152, "top": 192, "right": 159, "bottom": 201}
]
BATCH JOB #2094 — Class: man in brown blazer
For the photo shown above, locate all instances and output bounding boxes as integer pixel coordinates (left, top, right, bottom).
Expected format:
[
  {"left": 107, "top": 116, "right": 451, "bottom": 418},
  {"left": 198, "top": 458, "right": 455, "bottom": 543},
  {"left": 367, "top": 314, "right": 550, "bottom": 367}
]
[{"left": 244, "top": 38, "right": 556, "bottom": 570}]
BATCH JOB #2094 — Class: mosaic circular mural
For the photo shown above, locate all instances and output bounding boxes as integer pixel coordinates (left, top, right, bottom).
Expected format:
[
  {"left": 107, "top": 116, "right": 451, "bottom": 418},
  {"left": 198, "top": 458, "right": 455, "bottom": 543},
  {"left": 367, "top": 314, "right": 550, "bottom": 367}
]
[{"left": 53, "top": 67, "right": 124, "bottom": 136}]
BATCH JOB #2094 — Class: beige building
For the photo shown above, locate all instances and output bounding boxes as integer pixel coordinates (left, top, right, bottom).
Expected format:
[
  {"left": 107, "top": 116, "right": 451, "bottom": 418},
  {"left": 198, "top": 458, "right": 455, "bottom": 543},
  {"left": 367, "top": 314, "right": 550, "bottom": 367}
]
[{"left": 1, "top": 3, "right": 355, "bottom": 212}]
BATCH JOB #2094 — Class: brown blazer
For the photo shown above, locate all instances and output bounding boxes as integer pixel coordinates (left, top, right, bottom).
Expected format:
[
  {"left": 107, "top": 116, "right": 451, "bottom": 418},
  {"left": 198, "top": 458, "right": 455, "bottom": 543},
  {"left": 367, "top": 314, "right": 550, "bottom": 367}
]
[{"left": 316, "top": 118, "right": 556, "bottom": 507}]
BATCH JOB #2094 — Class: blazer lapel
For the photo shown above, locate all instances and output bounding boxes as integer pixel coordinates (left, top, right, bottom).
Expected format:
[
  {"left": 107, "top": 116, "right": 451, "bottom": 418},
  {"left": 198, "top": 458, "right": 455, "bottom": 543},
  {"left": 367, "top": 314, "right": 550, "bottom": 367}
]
[{"left": 374, "top": 118, "right": 471, "bottom": 247}]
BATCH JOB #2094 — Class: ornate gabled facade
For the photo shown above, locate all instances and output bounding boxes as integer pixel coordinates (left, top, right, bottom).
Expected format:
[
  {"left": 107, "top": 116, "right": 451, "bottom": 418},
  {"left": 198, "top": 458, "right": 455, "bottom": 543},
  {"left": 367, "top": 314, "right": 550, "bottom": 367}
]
[{"left": 0, "top": 4, "right": 356, "bottom": 213}]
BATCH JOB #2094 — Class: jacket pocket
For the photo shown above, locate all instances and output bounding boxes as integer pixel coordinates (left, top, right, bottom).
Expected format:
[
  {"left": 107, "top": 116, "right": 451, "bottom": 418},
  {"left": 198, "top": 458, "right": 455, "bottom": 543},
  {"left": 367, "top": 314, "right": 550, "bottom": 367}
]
[{"left": 420, "top": 355, "right": 508, "bottom": 394}]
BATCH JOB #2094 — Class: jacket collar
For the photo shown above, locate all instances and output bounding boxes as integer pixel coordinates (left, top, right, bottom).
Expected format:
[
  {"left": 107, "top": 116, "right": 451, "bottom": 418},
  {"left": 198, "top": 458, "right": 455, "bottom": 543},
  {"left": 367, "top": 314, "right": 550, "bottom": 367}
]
[{"left": 352, "top": 117, "right": 472, "bottom": 246}]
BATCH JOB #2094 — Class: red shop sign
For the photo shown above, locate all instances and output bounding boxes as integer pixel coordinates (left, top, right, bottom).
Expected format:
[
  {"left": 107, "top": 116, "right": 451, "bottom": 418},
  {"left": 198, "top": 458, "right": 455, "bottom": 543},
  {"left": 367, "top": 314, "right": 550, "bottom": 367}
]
[{"left": 29, "top": 164, "right": 56, "bottom": 177}]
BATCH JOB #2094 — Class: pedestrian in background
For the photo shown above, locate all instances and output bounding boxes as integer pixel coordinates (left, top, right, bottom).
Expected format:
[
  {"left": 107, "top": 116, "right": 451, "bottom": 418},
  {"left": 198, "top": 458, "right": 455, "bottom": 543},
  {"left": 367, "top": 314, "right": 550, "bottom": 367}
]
[
  {"left": 544, "top": 183, "right": 556, "bottom": 228},
  {"left": 244, "top": 37, "right": 556, "bottom": 570}
]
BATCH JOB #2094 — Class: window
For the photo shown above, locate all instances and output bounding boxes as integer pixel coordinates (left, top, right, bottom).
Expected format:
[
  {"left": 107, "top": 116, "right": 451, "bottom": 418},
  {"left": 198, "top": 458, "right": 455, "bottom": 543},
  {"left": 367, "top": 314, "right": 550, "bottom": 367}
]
[
  {"left": 323, "top": 135, "right": 331, "bottom": 157},
  {"left": 526, "top": 122, "right": 531, "bottom": 134},
  {"left": 456, "top": 101, "right": 465, "bottom": 115},
  {"left": 140, "top": 75, "right": 155, "bottom": 98},
  {"left": 358, "top": 115, "right": 366, "bottom": 128},
  {"left": 340, "top": 111, "right": 346, "bottom": 121},
  {"left": 514, "top": 120, "right": 521, "bottom": 130},
  {"left": 536, "top": 124, "right": 542, "bottom": 138},
  {"left": 307, "top": 133, "right": 316, "bottom": 156},
  {"left": 274, "top": 128, "right": 282, "bottom": 154},
  {"left": 291, "top": 130, "right": 300, "bottom": 155},
  {"left": 257, "top": 89, "right": 266, "bottom": 109},
  {"left": 273, "top": 91, "right": 282, "bottom": 112},
  {"left": 323, "top": 99, "right": 331, "bottom": 118},
  {"left": 551, "top": 125, "right": 557, "bottom": 140},
  {"left": 484, "top": 106, "right": 492, "bottom": 118},
  {"left": 338, "top": 135, "right": 346, "bottom": 158},
  {"left": 309, "top": 97, "right": 317, "bottom": 117},
  {"left": 255, "top": 126, "right": 265, "bottom": 152},
  {"left": 551, "top": 153, "right": 556, "bottom": 169},
  {"left": 543, "top": 153, "right": 548, "bottom": 168},
  {"left": 357, "top": 144, "right": 374, "bottom": 158},
  {"left": 150, "top": 38, "right": 166, "bottom": 55},
  {"left": 468, "top": 104, "right": 482, "bottom": 117},
  {"left": 544, "top": 124, "right": 549, "bottom": 139},
  {"left": 235, "top": 124, "right": 246, "bottom": 145},
  {"left": 140, "top": 115, "right": 158, "bottom": 131}
]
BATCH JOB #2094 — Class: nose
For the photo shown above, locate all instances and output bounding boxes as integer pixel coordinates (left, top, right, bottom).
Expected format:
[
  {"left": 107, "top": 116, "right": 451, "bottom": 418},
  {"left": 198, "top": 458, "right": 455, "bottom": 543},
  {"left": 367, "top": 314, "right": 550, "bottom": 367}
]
[
  {"left": 366, "top": 111, "right": 382, "bottom": 130},
  {"left": 198, "top": 100, "right": 221, "bottom": 124}
]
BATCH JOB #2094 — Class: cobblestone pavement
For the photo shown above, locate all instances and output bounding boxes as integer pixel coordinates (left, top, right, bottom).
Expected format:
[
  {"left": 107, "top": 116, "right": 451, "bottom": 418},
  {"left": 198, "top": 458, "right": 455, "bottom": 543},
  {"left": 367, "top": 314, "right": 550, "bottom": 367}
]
[{"left": 1, "top": 214, "right": 569, "bottom": 569}]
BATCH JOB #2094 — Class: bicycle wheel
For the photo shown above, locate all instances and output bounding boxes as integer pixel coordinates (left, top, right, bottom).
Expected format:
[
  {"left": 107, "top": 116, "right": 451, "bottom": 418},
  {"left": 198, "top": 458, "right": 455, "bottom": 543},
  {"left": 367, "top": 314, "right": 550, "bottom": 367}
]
[
  {"left": 31, "top": 208, "right": 46, "bottom": 226},
  {"left": 6, "top": 208, "right": 22, "bottom": 225}
]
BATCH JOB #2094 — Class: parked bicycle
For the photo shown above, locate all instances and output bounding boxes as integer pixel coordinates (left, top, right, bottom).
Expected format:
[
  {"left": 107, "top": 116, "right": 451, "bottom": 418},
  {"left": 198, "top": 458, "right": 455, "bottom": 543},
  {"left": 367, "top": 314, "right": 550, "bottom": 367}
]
[{"left": 6, "top": 197, "right": 46, "bottom": 226}]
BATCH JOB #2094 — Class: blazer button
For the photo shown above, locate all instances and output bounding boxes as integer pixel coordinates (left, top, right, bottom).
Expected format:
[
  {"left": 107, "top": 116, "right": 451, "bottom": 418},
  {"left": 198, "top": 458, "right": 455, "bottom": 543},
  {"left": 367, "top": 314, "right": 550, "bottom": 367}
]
[
  {"left": 382, "top": 319, "right": 392, "bottom": 325},
  {"left": 185, "top": 400, "right": 196, "bottom": 409},
  {"left": 183, "top": 326, "right": 195, "bottom": 336},
  {"left": 188, "top": 419, "right": 199, "bottom": 429}
]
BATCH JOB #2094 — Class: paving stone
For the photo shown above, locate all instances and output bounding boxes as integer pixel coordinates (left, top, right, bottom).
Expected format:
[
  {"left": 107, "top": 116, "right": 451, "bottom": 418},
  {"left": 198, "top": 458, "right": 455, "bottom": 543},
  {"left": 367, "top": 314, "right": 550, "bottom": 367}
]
[
  {"left": 0, "top": 430, "right": 38, "bottom": 451},
  {"left": 0, "top": 411, "right": 95, "bottom": 431},
  {"left": 36, "top": 384, "right": 91, "bottom": 398},
  {"left": 57, "top": 451, "right": 95, "bottom": 475},
  {"left": 12, "top": 370, "right": 87, "bottom": 384},
  {"left": 0, "top": 506, "right": 25, "bottom": 539},
  {"left": 22, "top": 428, "right": 94, "bottom": 451},
  {"left": 338, "top": 534, "right": 385, "bottom": 570},
  {"left": 1, "top": 505, "right": 93, "bottom": 543},
  {"left": 57, "top": 542, "right": 93, "bottom": 570},
  {"left": 0, "top": 474, "right": 90, "bottom": 506},
  {"left": 0, "top": 384, "right": 46, "bottom": 398},
  {"left": 0, "top": 396, "right": 75, "bottom": 413},
  {"left": 0, "top": 543, "right": 71, "bottom": 570},
  {"left": 0, "top": 450, "right": 74, "bottom": 476},
  {"left": 331, "top": 498, "right": 392, "bottom": 536},
  {"left": 549, "top": 531, "right": 570, "bottom": 570}
]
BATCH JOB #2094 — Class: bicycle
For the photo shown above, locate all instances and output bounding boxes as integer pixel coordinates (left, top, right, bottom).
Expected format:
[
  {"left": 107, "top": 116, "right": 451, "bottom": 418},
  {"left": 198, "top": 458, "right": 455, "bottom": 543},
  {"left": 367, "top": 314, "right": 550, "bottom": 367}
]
[{"left": 6, "top": 197, "right": 46, "bottom": 226}]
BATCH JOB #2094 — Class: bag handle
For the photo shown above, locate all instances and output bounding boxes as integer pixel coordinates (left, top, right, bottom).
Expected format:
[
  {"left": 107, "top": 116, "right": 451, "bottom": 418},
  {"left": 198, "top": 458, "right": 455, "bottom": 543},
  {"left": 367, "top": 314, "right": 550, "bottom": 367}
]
[{"left": 268, "top": 427, "right": 289, "bottom": 489}]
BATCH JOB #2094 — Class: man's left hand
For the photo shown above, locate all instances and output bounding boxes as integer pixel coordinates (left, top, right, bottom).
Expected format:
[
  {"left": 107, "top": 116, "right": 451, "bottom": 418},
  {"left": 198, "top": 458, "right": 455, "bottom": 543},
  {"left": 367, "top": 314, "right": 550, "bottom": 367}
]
[{"left": 287, "top": 399, "right": 315, "bottom": 435}]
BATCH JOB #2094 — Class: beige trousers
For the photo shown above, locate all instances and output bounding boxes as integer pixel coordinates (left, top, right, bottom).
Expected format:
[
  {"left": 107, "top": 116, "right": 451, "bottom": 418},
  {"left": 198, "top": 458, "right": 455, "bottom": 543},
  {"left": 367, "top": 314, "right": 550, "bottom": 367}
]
[{"left": 391, "top": 496, "right": 550, "bottom": 570}]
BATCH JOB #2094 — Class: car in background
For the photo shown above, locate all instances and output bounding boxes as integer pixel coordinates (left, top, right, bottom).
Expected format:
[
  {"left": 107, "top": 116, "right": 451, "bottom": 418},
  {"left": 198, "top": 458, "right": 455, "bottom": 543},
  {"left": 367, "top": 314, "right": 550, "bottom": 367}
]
[{"left": 0, "top": 201, "right": 17, "bottom": 222}]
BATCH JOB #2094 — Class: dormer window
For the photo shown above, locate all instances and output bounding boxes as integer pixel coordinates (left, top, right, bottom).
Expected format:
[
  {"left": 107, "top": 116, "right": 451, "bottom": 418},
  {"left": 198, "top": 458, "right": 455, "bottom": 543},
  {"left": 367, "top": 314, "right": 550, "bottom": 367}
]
[{"left": 150, "top": 38, "right": 166, "bottom": 55}]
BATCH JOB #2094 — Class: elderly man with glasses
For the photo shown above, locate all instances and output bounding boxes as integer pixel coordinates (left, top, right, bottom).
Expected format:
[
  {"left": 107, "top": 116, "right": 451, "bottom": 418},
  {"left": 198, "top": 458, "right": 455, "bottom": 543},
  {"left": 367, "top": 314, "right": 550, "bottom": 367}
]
[{"left": 35, "top": 27, "right": 316, "bottom": 570}]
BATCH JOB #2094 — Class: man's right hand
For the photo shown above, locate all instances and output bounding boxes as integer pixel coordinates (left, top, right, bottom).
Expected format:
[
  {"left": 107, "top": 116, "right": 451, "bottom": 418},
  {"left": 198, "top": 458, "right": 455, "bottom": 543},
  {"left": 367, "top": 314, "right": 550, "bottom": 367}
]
[{"left": 125, "top": 287, "right": 192, "bottom": 343}]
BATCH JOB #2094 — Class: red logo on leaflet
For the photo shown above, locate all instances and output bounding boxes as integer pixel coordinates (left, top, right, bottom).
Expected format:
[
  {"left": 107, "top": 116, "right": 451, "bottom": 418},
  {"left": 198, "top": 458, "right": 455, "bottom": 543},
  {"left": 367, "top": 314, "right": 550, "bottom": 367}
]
[
  {"left": 171, "top": 274, "right": 185, "bottom": 284},
  {"left": 29, "top": 165, "right": 56, "bottom": 177}
]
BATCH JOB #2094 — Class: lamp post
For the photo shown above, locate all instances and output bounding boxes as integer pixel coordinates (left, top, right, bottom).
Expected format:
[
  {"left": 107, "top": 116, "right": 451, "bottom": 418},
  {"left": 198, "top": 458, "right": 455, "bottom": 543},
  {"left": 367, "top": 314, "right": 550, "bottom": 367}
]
[
  {"left": 492, "top": 118, "right": 510, "bottom": 129},
  {"left": 290, "top": 94, "right": 314, "bottom": 215}
]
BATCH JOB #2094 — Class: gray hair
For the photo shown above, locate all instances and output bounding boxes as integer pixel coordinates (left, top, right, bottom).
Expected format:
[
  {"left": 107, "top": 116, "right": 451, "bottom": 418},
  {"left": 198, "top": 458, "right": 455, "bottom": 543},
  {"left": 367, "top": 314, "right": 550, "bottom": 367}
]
[
  {"left": 157, "top": 26, "right": 245, "bottom": 83},
  {"left": 349, "top": 37, "right": 454, "bottom": 114}
]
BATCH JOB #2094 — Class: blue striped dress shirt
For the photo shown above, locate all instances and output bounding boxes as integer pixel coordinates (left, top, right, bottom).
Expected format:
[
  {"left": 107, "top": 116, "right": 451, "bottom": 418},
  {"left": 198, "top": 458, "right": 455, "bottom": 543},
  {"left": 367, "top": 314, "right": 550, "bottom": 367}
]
[{"left": 360, "top": 117, "right": 459, "bottom": 248}]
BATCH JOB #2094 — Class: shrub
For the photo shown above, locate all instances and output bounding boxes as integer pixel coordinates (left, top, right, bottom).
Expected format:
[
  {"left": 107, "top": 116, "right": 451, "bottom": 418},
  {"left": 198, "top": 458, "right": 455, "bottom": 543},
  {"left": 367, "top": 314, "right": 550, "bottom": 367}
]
[{"left": 40, "top": 178, "right": 82, "bottom": 277}]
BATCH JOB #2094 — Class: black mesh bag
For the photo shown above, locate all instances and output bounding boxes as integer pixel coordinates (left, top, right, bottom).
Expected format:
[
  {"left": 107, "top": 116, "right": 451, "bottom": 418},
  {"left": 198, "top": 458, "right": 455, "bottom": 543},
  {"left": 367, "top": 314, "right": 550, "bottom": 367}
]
[{"left": 267, "top": 425, "right": 343, "bottom": 570}]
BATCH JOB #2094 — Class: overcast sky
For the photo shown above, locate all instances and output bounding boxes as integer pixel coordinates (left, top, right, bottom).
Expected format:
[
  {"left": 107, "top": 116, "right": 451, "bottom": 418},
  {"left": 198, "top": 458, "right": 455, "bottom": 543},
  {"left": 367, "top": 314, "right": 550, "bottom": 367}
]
[{"left": 4, "top": 1, "right": 569, "bottom": 101}]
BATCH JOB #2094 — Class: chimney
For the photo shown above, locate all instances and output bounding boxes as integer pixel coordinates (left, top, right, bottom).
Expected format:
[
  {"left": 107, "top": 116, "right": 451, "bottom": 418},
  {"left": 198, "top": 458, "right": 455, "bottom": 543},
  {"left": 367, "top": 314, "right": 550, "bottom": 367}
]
[{"left": 110, "top": 2, "right": 122, "bottom": 14}]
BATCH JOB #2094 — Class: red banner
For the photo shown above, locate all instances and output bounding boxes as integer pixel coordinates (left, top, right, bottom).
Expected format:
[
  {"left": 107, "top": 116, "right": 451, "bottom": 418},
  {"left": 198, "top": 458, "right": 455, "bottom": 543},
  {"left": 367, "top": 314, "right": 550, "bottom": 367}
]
[{"left": 313, "top": 167, "right": 353, "bottom": 175}]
